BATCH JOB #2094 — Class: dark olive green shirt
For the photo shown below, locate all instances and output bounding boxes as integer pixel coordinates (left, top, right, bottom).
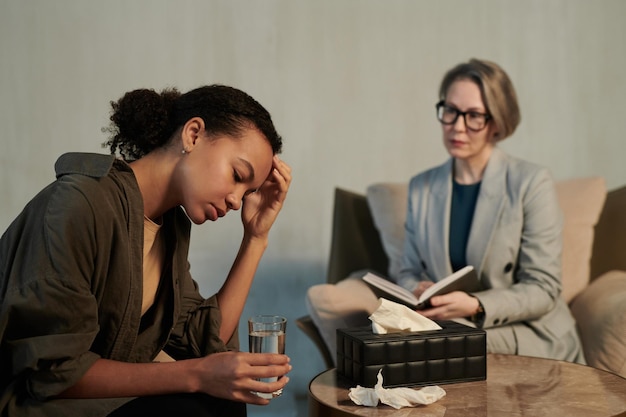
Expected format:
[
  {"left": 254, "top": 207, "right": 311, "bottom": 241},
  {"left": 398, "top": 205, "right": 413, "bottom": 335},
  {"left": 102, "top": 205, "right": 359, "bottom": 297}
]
[{"left": 0, "top": 153, "right": 230, "bottom": 416}]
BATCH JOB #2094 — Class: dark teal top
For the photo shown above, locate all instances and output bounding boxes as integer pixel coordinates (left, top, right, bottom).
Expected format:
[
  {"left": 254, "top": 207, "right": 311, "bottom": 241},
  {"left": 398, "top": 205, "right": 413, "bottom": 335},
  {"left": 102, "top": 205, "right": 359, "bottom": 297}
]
[{"left": 449, "top": 180, "right": 481, "bottom": 271}]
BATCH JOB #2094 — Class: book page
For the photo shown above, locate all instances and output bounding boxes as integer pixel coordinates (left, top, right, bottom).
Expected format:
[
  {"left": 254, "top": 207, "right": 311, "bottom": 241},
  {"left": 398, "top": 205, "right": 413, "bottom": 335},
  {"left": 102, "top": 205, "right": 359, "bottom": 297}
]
[
  {"left": 362, "top": 265, "right": 480, "bottom": 310},
  {"left": 362, "top": 273, "right": 418, "bottom": 307},
  {"left": 416, "top": 265, "right": 478, "bottom": 308}
]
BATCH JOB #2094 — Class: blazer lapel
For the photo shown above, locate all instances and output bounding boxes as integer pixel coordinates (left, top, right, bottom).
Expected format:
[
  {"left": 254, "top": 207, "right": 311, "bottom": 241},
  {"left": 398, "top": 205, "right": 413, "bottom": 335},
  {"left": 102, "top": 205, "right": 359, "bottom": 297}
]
[
  {"left": 428, "top": 159, "right": 455, "bottom": 279},
  {"left": 466, "top": 147, "right": 508, "bottom": 275}
]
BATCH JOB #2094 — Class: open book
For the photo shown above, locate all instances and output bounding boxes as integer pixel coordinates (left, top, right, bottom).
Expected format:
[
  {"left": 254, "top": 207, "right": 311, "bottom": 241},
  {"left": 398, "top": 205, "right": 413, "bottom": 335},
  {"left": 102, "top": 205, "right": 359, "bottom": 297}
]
[{"left": 362, "top": 265, "right": 480, "bottom": 310}]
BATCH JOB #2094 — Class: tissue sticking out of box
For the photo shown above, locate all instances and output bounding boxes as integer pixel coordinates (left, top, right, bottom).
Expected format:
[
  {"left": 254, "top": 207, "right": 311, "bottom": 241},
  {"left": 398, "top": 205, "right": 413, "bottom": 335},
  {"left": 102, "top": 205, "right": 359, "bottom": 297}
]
[
  {"left": 369, "top": 298, "right": 442, "bottom": 334},
  {"left": 349, "top": 369, "right": 446, "bottom": 409}
]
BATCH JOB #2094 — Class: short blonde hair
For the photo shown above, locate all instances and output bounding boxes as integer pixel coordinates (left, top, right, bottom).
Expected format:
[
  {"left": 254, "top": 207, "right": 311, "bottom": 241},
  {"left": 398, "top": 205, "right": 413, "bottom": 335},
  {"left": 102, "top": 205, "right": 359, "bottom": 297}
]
[{"left": 439, "top": 59, "right": 520, "bottom": 141}]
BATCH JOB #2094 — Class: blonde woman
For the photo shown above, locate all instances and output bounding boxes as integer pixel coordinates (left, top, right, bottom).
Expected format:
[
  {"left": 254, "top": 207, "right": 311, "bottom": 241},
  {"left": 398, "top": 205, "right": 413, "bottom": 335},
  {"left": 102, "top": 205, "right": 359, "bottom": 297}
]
[{"left": 307, "top": 59, "right": 585, "bottom": 365}]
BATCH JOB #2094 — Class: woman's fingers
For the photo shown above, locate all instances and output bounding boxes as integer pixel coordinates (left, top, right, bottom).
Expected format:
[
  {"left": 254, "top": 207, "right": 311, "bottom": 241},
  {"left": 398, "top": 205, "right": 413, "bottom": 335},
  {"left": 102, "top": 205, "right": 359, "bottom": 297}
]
[
  {"left": 244, "top": 352, "right": 291, "bottom": 366},
  {"left": 193, "top": 351, "right": 293, "bottom": 405},
  {"left": 419, "top": 291, "right": 477, "bottom": 319}
]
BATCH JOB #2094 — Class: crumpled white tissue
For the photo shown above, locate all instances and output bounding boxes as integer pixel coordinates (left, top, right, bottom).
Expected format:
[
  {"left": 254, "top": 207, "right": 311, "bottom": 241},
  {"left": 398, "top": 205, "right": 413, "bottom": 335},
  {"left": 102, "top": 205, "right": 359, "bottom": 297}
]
[
  {"left": 369, "top": 298, "right": 442, "bottom": 334},
  {"left": 349, "top": 369, "right": 446, "bottom": 409}
]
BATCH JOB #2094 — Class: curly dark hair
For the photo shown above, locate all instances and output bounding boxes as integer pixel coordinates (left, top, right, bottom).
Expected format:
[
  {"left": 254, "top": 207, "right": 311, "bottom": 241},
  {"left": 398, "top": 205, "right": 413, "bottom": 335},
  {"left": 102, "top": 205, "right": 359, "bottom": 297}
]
[{"left": 103, "top": 84, "right": 282, "bottom": 161}]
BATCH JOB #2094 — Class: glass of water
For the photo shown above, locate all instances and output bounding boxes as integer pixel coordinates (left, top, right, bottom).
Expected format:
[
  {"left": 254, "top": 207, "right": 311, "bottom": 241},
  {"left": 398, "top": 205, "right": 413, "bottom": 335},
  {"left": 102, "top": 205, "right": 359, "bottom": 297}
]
[{"left": 248, "top": 315, "right": 287, "bottom": 399}]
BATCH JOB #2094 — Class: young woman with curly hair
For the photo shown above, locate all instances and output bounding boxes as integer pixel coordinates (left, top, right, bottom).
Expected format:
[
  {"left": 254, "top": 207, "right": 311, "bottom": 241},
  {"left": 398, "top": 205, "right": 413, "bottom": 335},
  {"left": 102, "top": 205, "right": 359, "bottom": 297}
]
[{"left": 0, "top": 84, "right": 292, "bottom": 417}]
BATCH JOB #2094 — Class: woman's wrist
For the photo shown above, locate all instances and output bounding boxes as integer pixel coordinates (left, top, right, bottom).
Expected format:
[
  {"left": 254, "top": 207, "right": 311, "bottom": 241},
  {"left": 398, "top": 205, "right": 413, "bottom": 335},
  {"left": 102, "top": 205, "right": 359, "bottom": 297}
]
[
  {"left": 469, "top": 296, "right": 485, "bottom": 326},
  {"left": 242, "top": 233, "right": 269, "bottom": 250}
]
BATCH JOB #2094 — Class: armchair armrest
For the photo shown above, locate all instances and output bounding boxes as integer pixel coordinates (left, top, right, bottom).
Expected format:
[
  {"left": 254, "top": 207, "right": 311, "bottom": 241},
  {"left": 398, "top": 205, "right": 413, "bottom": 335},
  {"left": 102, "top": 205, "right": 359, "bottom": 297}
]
[{"left": 327, "top": 188, "right": 388, "bottom": 284}]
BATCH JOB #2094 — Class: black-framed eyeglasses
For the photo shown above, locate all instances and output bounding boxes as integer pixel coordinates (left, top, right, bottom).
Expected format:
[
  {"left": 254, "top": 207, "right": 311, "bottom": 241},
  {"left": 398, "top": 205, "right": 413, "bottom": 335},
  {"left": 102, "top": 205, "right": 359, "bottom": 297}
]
[{"left": 436, "top": 100, "right": 491, "bottom": 132}]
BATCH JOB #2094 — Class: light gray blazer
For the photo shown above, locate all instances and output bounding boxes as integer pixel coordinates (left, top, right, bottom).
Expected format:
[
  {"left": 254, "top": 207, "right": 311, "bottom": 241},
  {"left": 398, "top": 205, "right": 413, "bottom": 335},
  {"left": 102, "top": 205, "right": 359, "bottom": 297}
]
[{"left": 397, "top": 147, "right": 584, "bottom": 362}]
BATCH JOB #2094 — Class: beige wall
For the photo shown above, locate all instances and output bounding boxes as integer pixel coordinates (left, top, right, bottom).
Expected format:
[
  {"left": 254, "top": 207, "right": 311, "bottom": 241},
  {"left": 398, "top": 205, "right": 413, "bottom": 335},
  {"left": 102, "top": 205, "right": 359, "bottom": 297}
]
[
  {"left": 2, "top": 0, "right": 625, "bottom": 401},
  {"left": 4, "top": 1, "right": 625, "bottom": 287}
]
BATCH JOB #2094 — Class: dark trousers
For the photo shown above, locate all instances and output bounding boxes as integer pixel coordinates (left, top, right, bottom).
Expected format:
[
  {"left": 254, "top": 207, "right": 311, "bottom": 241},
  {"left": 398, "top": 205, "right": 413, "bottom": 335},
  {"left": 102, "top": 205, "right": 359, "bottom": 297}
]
[{"left": 108, "top": 394, "right": 246, "bottom": 417}]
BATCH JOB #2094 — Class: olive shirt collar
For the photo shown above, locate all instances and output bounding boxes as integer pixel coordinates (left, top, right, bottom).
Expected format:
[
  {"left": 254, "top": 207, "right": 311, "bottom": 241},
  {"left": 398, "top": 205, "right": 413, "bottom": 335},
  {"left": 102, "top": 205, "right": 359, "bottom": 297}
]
[{"left": 54, "top": 152, "right": 119, "bottom": 179}]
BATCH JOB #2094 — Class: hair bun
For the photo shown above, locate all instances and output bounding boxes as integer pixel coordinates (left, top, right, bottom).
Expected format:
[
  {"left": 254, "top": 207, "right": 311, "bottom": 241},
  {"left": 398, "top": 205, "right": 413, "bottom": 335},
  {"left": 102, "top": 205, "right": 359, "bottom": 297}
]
[{"left": 106, "top": 88, "right": 180, "bottom": 160}]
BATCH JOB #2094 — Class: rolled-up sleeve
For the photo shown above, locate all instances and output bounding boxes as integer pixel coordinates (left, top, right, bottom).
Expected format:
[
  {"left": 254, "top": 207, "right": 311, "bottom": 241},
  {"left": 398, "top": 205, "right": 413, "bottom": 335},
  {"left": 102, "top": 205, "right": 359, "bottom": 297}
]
[
  {"left": 2, "top": 278, "right": 101, "bottom": 400},
  {"left": 164, "top": 271, "right": 230, "bottom": 358},
  {"left": 1, "top": 180, "right": 103, "bottom": 401}
]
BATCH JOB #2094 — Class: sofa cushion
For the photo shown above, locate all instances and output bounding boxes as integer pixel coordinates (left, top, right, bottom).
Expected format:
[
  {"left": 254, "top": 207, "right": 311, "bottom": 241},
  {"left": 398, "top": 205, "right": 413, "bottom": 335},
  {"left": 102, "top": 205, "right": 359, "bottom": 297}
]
[
  {"left": 570, "top": 270, "right": 626, "bottom": 377},
  {"left": 366, "top": 177, "right": 606, "bottom": 302},
  {"left": 555, "top": 177, "right": 606, "bottom": 302}
]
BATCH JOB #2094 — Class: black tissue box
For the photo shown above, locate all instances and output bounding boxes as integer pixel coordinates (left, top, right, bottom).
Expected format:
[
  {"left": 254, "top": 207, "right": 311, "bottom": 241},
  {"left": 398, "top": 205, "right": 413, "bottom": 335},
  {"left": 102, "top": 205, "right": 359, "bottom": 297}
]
[{"left": 336, "top": 320, "right": 486, "bottom": 388}]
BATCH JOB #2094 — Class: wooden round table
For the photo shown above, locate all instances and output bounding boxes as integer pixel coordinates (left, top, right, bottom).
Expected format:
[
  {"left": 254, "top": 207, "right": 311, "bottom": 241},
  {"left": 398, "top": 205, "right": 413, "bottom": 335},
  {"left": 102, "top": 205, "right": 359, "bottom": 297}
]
[{"left": 309, "top": 354, "right": 626, "bottom": 417}]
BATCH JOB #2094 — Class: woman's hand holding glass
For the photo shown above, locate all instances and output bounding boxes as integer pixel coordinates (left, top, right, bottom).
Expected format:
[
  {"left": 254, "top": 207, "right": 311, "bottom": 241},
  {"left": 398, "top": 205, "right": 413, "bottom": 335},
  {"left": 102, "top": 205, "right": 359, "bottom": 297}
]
[{"left": 193, "top": 351, "right": 291, "bottom": 405}]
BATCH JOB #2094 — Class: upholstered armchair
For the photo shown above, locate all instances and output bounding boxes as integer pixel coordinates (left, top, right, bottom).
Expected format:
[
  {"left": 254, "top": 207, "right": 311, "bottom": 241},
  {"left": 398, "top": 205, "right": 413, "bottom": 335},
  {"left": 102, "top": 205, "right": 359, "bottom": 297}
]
[{"left": 298, "top": 179, "right": 626, "bottom": 377}]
